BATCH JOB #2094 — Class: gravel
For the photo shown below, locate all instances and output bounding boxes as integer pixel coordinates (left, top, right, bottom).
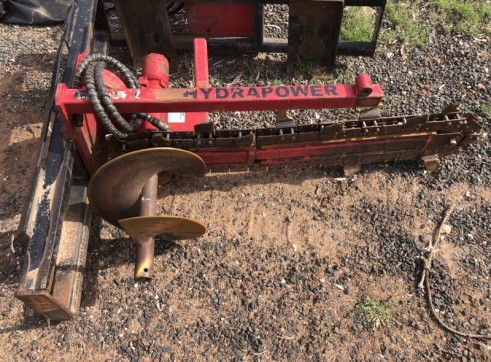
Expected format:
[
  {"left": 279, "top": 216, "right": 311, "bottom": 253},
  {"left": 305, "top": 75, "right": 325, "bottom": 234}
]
[{"left": 1, "top": 4, "right": 491, "bottom": 362}]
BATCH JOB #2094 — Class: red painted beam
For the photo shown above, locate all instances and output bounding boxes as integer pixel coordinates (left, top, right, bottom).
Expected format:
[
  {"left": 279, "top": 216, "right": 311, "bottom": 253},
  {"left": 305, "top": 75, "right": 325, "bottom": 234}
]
[
  {"left": 194, "top": 38, "right": 210, "bottom": 88},
  {"left": 56, "top": 77, "right": 383, "bottom": 117}
]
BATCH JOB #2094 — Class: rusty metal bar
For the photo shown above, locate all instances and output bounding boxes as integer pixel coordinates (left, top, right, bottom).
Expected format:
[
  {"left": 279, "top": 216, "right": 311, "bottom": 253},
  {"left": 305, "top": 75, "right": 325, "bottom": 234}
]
[
  {"left": 15, "top": 0, "right": 101, "bottom": 320},
  {"left": 135, "top": 174, "right": 158, "bottom": 280},
  {"left": 288, "top": 0, "right": 343, "bottom": 68},
  {"left": 114, "top": 0, "right": 177, "bottom": 67}
]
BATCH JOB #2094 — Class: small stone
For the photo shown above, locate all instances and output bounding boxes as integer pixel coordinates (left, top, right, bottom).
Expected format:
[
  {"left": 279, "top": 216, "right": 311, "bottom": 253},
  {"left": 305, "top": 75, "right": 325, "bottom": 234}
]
[{"left": 441, "top": 224, "right": 452, "bottom": 235}]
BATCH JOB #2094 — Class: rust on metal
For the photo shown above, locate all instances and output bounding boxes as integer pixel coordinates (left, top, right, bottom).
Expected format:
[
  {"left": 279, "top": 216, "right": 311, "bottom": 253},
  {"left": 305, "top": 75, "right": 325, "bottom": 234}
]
[
  {"left": 15, "top": 155, "right": 91, "bottom": 320},
  {"left": 288, "top": 0, "right": 343, "bottom": 68},
  {"left": 119, "top": 215, "right": 207, "bottom": 241},
  {"left": 88, "top": 149, "right": 206, "bottom": 281},
  {"left": 114, "top": 0, "right": 177, "bottom": 68},
  {"left": 51, "top": 179, "right": 92, "bottom": 315},
  {"left": 359, "top": 107, "right": 381, "bottom": 120},
  {"left": 134, "top": 174, "right": 158, "bottom": 280},
  {"left": 15, "top": 290, "right": 74, "bottom": 320},
  {"left": 421, "top": 155, "right": 440, "bottom": 173},
  {"left": 441, "top": 102, "right": 461, "bottom": 114},
  {"left": 87, "top": 147, "right": 206, "bottom": 226},
  {"left": 112, "top": 0, "right": 386, "bottom": 67}
]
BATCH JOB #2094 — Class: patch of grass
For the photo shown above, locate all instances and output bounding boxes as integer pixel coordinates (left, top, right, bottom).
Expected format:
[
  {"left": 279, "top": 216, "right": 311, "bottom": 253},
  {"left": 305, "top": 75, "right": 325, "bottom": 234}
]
[
  {"left": 244, "top": 62, "right": 262, "bottom": 83},
  {"left": 341, "top": 7, "right": 374, "bottom": 42},
  {"left": 265, "top": 66, "right": 284, "bottom": 86},
  {"left": 270, "top": 79, "right": 283, "bottom": 86},
  {"left": 295, "top": 55, "right": 314, "bottom": 74},
  {"left": 384, "top": 1, "right": 430, "bottom": 48},
  {"left": 293, "top": 55, "right": 331, "bottom": 84},
  {"left": 353, "top": 296, "right": 392, "bottom": 331},
  {"left": 333, "top": 70, "right": 355, "bottom": 85},
  {"left": 434, "top": 0, "right": 491, "bottom": 36},
  {"left": 383, "top": 0, "right": 491, "bottom": 47},
  {"left": 481, "top": 102, "right": 491, "bottom": 117}
]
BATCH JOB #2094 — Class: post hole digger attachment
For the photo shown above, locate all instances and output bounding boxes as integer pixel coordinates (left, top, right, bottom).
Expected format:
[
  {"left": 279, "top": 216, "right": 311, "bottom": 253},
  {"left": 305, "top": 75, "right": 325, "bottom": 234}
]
[
  {"left": 58, "top": 37, "right": 482, "bottom": 285},
  {"left": 15, "top": 0, "right": 483, "bottom": 320},
  {"left": 88, "top": 148, "right": 207, "bottom": 279}
]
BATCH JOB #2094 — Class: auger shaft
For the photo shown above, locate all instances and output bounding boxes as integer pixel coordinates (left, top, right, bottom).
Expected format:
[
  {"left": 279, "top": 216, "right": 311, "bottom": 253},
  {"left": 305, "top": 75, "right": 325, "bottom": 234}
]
[{"left": 135, "top": 174, "right": 158, "bottom": 280}]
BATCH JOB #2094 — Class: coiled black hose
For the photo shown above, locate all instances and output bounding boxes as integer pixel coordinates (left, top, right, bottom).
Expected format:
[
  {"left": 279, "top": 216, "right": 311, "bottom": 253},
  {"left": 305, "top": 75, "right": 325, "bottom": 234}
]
[{"left": 74, "top": 54, "right": 169, "bottom": 140}]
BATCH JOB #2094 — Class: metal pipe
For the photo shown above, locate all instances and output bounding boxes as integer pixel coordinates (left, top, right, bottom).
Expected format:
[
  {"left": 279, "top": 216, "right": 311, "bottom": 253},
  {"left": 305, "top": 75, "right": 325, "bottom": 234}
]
[{"left": 135, "top": 174, "right": 158, "bottom": 280}]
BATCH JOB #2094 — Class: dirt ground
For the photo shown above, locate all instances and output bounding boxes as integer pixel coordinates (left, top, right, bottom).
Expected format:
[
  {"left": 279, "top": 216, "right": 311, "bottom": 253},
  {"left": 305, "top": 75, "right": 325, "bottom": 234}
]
[{"left": 0, "top": 7, "right": 490, "bottom": 362}]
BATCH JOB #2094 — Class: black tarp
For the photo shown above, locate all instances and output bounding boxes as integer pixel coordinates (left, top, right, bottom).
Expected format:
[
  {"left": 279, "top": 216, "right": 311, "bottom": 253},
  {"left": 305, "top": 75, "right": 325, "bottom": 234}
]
[{"left": 0, "top": 0, "right": 72, "bottom": 24}]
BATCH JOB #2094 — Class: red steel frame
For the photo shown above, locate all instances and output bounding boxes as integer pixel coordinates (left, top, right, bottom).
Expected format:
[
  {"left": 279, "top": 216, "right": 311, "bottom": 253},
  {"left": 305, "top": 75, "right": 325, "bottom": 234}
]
[
  {"left": 185, "top": 3, "right": 255, "bottom": 37},
  {"left": 55, "top": 39, "right": 384, "bottom": 173}
]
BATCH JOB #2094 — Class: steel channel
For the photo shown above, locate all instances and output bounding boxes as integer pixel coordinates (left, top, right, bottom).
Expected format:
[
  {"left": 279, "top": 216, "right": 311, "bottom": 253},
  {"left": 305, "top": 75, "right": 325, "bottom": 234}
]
[{"left": 135, "top": 174, "right": 158, "bottom": 280}]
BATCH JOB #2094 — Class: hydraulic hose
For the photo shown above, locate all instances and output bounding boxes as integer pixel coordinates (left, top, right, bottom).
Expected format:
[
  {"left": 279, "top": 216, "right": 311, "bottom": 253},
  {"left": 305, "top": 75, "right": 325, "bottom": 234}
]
[{"left": 74, "top": 54, "right": 169, "bottom": 140}]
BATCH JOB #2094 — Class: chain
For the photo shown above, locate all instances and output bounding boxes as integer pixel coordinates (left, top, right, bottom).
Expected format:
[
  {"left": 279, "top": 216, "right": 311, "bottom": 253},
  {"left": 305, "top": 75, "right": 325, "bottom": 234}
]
[{"left": 122, "top": 112, "right": 482, "bottom": 152}]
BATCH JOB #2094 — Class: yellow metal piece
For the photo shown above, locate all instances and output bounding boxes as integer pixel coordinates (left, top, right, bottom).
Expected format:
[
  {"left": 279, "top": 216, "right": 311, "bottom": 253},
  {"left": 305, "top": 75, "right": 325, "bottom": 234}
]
[
  {"left": 119, "top": 215, "right": 207, "bottom": 241},
  {"left": 421, "top": 155, "right": 440, "bottom": 173},
  {"left": 135, "top": 240, "right": 154, "bottom": 280}
]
